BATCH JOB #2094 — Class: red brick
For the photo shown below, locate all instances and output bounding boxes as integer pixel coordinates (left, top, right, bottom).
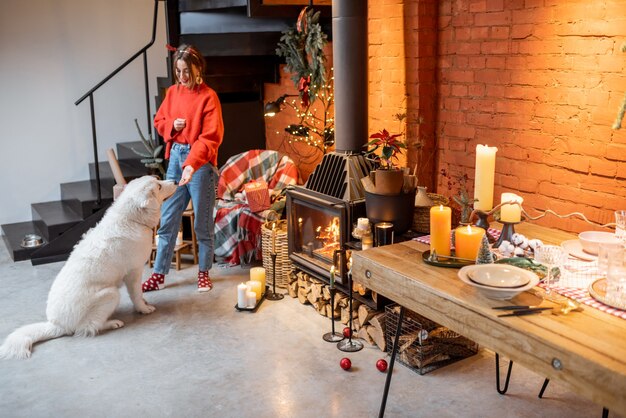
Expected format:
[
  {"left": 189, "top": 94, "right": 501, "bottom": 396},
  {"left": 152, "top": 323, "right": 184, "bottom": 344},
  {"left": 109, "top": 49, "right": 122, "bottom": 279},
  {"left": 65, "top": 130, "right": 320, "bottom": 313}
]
[
  {"left": 483, "top": 56, "right": 505, "bottom": 69},
  {"left": 451, "top": 84, "right": 469, "bottom": 96},
  {"left": 474, "top": 11, "right": 511, "bottom": 26},
  {"left": 481, "top": 41, "right": 510, "bottom": 54},
  {"left": 491, "top": 26, "right": 510, "bottom": 39}
]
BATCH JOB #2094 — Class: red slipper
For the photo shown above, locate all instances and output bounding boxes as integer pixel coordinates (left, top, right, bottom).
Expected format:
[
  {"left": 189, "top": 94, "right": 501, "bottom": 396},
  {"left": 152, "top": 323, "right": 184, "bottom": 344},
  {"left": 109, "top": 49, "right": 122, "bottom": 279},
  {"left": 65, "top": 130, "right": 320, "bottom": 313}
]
[
  {"left": 198, "top": 271, "right": 213, "bottom": 293},
  {"left": 142, "top": 273, "right": 165, "bottom": 292}
]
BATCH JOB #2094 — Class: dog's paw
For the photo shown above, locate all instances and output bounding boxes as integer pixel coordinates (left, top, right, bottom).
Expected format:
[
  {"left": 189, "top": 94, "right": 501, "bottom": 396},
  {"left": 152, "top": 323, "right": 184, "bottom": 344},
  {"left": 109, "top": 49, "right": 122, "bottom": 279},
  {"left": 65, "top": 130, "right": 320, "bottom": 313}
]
[
  {"left": 137, "top": 303, "right": 156, "bottom": 314},
  {"left": 107, "top": 320, "right": 125, "bottom": 329}
]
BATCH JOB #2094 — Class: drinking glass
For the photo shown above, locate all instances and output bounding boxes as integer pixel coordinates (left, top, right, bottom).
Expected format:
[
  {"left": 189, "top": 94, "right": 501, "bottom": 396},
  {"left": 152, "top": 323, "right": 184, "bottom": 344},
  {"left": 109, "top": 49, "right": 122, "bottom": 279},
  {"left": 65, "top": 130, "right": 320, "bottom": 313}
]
[{"left": 534, "top": 245, "right": 567, "bottom": 297}]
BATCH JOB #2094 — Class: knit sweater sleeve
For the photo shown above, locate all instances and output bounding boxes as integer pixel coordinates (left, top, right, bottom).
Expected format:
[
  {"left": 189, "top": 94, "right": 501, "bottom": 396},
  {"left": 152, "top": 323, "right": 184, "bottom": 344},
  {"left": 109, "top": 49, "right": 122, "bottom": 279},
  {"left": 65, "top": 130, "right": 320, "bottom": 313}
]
[
  {"left": 184, "top": 88, "right": 224, "bottom": 171},
  {"left": 154, "top": 86, "right": 180, "bottom": 142}
]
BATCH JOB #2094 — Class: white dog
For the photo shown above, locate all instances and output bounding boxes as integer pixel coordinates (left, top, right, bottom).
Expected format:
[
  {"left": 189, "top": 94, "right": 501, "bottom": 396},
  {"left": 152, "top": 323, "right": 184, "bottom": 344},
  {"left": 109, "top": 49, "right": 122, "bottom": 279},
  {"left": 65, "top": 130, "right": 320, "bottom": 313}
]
[{"left": 0, "top": 176, "right": 177, "bottom": 359}]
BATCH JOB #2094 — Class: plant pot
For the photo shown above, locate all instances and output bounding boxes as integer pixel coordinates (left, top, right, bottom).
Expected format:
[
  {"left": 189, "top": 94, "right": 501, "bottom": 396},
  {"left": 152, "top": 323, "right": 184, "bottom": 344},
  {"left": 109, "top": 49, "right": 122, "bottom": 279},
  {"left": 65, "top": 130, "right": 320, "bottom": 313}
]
[
  {"left": 365, "top": 189, "right": 417, "bottom": 235},
  {"left": 372, "top": 169, "right": 404, "bottom": 195}
]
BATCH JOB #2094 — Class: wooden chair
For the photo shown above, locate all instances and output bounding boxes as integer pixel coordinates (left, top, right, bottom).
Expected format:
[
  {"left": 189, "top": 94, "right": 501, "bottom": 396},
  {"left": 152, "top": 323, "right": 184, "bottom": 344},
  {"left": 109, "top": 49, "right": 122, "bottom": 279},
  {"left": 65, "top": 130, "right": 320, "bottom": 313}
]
[{"left": 181, "top": 202, "right": 198, "bottom": 264}]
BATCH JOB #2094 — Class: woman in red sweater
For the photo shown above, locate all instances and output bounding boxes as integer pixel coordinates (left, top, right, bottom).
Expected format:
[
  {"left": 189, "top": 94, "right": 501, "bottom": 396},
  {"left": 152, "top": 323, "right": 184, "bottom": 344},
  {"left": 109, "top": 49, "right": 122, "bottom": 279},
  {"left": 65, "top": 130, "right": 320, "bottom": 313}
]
[{"left": 142, "top": 44, "right": 224, "bottom": 293}]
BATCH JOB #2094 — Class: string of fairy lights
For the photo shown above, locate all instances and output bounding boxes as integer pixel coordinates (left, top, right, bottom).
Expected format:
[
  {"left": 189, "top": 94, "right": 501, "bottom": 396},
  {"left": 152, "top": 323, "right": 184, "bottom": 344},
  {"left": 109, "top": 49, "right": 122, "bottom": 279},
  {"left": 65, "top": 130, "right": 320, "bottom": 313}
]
[{"left": 273, "top": 69, "right": 335, "bottom": 162}]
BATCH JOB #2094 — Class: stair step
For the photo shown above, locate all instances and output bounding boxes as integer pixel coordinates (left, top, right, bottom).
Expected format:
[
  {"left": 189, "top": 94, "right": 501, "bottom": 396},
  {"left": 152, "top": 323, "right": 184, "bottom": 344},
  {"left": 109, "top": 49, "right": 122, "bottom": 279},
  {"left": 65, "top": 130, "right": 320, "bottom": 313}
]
[
  {"left": 31, "top": 201, "right": 83, "bottom": 241},
  {"left": 1, "top": 221, "right": 47, "bottom": 262},
  {"left": 60, "top": 180, "right": 114, "bottom": 219},
  {"left": 88, "top": 160, "right": 149, "bottom": 183},
  {"left": 116, "top": 141, "right": 152, "bottom": 160}
]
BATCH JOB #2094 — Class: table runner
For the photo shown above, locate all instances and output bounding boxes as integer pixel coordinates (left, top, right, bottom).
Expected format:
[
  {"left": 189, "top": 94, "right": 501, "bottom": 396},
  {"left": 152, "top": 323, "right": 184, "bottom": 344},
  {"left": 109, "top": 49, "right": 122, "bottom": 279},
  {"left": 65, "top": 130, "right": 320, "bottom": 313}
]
[{"left": 414, "top": 231, "right": 626, "bottom": 320}]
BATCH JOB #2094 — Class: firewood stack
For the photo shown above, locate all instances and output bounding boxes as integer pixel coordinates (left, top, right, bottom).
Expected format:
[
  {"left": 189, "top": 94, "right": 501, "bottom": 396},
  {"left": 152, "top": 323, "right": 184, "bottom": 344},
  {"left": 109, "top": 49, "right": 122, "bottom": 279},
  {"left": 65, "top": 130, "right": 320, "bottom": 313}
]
[{"left": 287, "top": 270, "right": 386, "bottom": 351}]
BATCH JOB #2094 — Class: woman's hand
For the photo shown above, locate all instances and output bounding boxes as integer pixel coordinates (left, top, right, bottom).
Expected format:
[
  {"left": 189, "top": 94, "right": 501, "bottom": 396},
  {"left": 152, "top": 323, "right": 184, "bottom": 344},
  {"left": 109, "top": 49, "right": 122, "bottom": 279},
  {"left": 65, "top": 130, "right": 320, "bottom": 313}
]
[
  {"left": 173, "top": 118, "right": 186, "bottom": 132},
  {"left": 179, "top": 165, "right": 195, "bottom": 186}
]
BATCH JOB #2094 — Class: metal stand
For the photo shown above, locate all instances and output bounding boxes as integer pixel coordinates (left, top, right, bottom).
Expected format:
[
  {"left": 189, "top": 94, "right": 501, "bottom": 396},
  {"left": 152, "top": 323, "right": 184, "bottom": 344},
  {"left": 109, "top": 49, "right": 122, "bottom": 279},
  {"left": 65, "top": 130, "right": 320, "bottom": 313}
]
[
  {"left": 378, "top": 306, "right": 404, "bottom": 418},
  {"left": 322, "top": 283, "right": 343, "bottom": 342},
  {"left": 265, "top": 252, "right": 284, "bottom": 301},
  {"left": 538, "top": 378, "right": 609, "bottom": 418},
  {"left": 337, "top": 269, "right": 363, "bottom": 352}
]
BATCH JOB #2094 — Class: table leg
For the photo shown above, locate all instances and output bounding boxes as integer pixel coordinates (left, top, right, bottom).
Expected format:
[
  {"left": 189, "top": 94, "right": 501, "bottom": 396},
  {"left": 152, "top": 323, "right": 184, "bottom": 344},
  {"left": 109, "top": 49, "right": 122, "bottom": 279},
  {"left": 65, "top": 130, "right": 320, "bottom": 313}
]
[
  {"left": 495, "top": 353, "right": 513, "bottom": 395},
  {"left": 378, "top": 306, "right": 404, "bottom": 418},
  {"left": 538, "top": 378, "right": 550, "bottom": 398}
]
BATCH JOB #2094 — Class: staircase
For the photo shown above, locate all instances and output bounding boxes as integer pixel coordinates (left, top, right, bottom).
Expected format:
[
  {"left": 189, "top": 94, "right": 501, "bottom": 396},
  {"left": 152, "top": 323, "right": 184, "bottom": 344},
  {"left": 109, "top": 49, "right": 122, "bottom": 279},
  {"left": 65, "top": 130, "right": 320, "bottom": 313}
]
[
  {"left": 1, "top": 142, "right": 148, "bottom": 264},
  {"left": 1, "top": 0, "right": 331, "bottom": 265}
]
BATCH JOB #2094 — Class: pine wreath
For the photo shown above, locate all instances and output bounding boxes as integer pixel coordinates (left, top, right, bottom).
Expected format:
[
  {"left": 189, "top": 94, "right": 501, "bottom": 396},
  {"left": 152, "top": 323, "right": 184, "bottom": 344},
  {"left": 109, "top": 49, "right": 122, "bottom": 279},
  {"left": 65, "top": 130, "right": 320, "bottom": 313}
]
[{"left": 276, "top": 8, "right": 328, "bottom": 107}]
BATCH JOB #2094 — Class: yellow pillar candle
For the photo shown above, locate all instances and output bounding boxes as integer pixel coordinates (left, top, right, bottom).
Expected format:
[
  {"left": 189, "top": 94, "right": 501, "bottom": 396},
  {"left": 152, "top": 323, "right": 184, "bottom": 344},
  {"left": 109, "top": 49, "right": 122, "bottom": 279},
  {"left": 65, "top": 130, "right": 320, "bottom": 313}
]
[
  {"left": 246, "top": 280, "right": 263, "bottom": 301},
  {"left": 454, "top": 225, "right": 486, "bottom": 261},
  {"left": 430, "top": 205, "right": 452, "bottom": 257},
  {"left": 250, "top": 267, "right": 266, "bottom": 293},
  {"left": 500, "top": 193, "right": 523, "bottom": 223},
  {"left": 473, "top": 144, "right": 498, "bottom": 211}
]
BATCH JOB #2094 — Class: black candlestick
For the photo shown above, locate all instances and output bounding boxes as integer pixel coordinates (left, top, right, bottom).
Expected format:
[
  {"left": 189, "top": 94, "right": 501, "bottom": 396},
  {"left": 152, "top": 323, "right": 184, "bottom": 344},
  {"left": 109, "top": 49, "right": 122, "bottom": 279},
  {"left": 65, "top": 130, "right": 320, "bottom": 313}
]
[
  {"left": 337, "top": 268, "right": 363, "bottom": 352},
  {"left": 323, "top": 271, "right": 344, "bottom": 342},
  {"left": 265, "top": 252, "right": 284, "bottom": 301},
  {"left": 494, "top": 220, "right": 520, "bottom": 249},
  {"left": 474, "top": 210, "right": 496, "bottom": 243}
]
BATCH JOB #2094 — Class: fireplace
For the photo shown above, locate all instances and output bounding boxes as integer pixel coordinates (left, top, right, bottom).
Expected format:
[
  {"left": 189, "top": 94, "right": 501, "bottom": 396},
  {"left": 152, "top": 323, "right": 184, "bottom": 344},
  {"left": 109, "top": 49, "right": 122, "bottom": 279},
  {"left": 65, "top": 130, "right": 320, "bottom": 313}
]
[{"left": 287, "top": 186, "right": 366, "bottom": 286}]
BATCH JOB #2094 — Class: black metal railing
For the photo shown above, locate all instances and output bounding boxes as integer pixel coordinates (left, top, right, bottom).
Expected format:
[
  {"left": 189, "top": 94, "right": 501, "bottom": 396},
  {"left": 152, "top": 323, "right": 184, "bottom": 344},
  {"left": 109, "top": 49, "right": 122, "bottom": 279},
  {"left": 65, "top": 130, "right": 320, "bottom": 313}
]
[{"left": 74, "top": 0, "right": 161, "bottom": 206}]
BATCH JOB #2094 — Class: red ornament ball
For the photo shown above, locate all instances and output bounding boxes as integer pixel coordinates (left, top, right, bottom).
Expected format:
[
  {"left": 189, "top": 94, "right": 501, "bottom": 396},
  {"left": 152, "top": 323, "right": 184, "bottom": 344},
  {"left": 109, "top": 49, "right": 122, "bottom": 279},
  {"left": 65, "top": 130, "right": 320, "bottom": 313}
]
[
  {"left": 376, "top": 359, "right": 388, "bottom": 372},
  {"left": 340, "top": 357, "right": 352, "bottom": 370},
  {"left": 343, "top": 327, "right": 352, "bottom": 338}
]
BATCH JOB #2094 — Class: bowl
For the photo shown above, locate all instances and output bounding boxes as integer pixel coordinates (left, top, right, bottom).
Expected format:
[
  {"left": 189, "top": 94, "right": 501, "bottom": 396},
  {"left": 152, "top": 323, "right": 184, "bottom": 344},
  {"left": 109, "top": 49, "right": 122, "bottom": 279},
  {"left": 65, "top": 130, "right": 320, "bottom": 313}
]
[
  {"left": 458, "top": 264, "right": 539, "bottom": 300},
  {"left": 20, "top": 233, "right": 44, "bottom": 248},
  {"left": 577, "top": 231, "right": 621, "bottom": 255}
]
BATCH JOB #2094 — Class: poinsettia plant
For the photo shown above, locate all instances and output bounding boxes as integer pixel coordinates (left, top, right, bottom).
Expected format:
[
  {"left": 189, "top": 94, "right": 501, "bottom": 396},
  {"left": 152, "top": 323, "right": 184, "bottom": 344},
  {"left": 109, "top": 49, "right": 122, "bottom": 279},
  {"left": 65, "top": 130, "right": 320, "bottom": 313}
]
[{"left": 364, "top": 129, "right": 407, "bottom": 170}]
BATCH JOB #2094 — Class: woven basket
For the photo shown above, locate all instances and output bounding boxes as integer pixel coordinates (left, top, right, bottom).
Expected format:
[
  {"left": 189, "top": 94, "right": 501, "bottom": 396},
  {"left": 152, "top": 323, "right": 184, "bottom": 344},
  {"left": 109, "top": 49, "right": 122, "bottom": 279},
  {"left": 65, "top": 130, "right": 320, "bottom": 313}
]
[
  {"left": 261, "top": 219, "right": 292, "bottom": 288},
  {"left": 412, "top": 193, "right": 450, "bottom": 233}
]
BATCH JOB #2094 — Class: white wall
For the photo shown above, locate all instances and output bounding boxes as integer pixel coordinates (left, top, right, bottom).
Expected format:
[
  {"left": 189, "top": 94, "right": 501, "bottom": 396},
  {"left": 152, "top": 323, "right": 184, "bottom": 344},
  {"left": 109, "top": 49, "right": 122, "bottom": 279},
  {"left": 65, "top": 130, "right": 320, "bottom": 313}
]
[{"left": 0, "top": 0, "right": 168, "bottom": 228}]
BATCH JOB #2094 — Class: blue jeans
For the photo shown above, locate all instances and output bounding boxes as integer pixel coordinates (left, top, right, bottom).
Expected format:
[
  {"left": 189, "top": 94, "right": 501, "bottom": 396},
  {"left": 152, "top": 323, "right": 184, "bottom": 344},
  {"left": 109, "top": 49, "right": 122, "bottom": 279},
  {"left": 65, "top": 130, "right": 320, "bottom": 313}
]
[{"left": 153, "top": 142, "right": 218, "bottom": 274}]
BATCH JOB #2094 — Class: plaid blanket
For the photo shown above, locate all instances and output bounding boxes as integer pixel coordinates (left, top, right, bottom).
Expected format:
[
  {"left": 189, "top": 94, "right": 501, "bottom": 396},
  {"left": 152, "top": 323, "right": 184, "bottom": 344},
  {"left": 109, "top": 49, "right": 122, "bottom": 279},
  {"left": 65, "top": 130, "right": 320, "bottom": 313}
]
[{"left": 214, "top": 150, "right": 298, "bottom": 265}]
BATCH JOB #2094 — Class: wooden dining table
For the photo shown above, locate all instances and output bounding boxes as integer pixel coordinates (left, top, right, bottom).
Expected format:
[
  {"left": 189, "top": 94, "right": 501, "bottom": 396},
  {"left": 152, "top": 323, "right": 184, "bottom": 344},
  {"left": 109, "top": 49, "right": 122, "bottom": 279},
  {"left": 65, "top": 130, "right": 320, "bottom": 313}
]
[{"left": 351, "top": 222, "right": 626, "bottom": 415}]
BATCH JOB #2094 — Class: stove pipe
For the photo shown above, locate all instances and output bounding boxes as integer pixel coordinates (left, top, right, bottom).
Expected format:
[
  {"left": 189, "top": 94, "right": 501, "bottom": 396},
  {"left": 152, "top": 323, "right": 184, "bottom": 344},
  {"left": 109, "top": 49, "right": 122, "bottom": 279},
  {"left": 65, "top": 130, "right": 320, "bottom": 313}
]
[{"left": 332, "top": 0, "right": 368, "bottom": 154}]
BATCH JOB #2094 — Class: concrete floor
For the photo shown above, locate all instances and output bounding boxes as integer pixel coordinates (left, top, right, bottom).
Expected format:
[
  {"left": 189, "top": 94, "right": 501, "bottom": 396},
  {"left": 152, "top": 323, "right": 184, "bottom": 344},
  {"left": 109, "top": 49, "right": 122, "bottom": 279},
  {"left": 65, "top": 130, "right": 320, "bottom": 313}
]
[{"left": 0, "top": 241, "right": 611, "bottom": 418}]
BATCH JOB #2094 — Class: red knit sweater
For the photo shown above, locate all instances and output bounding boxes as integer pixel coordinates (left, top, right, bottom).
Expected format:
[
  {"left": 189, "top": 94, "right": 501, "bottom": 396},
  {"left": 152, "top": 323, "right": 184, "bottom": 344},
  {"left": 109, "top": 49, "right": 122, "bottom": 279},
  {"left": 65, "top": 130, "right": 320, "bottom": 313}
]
[{"left": 154, "top": 83, "right": 224, "bottom": 171}]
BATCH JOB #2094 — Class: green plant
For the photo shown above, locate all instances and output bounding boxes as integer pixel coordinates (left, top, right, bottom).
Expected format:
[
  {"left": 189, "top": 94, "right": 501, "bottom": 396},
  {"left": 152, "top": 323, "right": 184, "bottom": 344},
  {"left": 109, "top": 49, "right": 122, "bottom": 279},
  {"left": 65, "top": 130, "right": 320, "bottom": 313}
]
[
  {"left": 365, "top": 129, "right": 407, "bottom": 170},
  {"left": 131, "top": 118, "right": 165, "bottom": 177}
]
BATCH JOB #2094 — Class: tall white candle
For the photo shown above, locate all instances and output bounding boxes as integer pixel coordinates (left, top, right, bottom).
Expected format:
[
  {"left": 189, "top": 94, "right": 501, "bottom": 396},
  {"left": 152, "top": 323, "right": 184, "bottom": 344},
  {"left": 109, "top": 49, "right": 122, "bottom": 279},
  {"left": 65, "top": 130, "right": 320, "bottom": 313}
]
[
  {"left": 237, "top": 283, "right": 248, "bottom": 309},
  {"left": 473, "top": 144, "right": 498, "bottom": 211},
  {"left": 500, "top": 193, "right": 523, "bottom": 223}
]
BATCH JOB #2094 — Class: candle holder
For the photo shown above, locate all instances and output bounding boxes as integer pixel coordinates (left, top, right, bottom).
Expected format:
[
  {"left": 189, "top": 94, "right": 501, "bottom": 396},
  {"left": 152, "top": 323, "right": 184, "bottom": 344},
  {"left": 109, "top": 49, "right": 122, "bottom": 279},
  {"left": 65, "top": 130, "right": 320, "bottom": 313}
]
[
  {"left": 322, "top": 282, "right": 344, "bottom": 343},
  {"left": 337, "top": 268, "right": 363, "bottom": 353},
  {"left": 265, "top": 252, "right": 284, "bottom": 301},
  {"left": 473, "top": 210, "right": 497, "bottom": 244},
  {"left": 494, "top": 220, "right": 521, "bottom": 249}
]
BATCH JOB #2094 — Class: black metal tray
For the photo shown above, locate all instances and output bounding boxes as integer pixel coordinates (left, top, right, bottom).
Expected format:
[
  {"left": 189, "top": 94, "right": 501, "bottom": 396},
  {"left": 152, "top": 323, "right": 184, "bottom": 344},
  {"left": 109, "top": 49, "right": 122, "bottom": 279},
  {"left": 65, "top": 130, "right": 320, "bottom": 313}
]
[{"left": 422, "top": 250, "right": 474, "bottom": 268}]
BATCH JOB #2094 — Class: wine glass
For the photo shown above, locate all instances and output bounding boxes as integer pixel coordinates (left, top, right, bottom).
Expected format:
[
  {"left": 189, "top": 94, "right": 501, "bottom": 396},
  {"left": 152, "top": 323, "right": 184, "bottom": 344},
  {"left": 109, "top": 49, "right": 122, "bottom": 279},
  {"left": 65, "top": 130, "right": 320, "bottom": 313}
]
[{"left": 534, "top": 245, "right": 567, "bottom": 298}]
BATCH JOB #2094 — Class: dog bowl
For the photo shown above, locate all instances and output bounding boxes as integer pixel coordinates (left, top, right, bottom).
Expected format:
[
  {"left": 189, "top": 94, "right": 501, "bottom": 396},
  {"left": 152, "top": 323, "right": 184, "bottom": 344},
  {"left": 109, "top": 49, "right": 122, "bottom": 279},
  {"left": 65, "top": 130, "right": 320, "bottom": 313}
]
[
  {"left": 20, "top": 233, "right": 44, "bottom": 249},
  {"left": 578, "top": 231, "right": 621, "bottom": 255}
]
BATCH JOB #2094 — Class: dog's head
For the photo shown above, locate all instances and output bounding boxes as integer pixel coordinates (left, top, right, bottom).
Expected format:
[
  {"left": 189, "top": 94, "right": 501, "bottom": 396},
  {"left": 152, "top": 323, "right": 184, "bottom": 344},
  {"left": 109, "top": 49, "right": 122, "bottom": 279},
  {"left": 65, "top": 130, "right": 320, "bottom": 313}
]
[{"left": 117, "top": 176, "right": 177, "bottom": 228}]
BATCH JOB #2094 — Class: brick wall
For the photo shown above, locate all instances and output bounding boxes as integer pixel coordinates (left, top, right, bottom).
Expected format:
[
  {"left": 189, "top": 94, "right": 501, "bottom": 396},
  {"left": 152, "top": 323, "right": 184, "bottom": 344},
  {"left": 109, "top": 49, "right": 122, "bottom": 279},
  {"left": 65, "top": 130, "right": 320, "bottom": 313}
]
[{"left": 435, "top": 0, "right": 626, "bottom": 232}]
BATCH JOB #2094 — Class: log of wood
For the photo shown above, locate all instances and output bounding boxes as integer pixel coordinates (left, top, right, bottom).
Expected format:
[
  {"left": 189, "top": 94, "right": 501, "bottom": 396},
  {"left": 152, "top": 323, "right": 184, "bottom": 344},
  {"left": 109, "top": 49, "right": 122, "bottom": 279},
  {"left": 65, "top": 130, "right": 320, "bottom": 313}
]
[
  {"left": 287, "top": 281, "right": 298, "bottom": 298},
  {"left": 358, "top": 304, "right": 376, "bottom": 327},
  {"left": 335, "top": 293, "right": 348, "bottom": 310},
  {"left": 297, "top": 287, "right": 310, "bottom": 304},
  {"left": 367, "top": 325, "right": 386, "bottom": 351},
  {"left": 369, "top": 313, "right": 386, "bottom": 336},
  {"left": 310, "top": 283, "right": 324, "bottom": 301},
  {"left": 313, "top": 300, "right": 327, "bottom": 316},
  {"left": 322, "top": 286, "right": 331, "bottom": 300},
  {"left": 357, "top": 325, "right": 375, "bottom": 345}
]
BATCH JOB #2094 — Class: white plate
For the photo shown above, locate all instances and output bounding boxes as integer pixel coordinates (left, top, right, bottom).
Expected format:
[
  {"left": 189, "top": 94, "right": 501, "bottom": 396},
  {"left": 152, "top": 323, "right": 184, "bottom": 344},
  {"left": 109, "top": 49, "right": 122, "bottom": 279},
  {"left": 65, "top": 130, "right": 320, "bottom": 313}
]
[
  {"left": 561, "top": 239, "right": 596, "bottom": 261},
  {"left": 458, "top": 264, "right": 540, "bottom": 300},
  {"left": 466, "top": 264, "right": 531, "bottom": 288}
]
